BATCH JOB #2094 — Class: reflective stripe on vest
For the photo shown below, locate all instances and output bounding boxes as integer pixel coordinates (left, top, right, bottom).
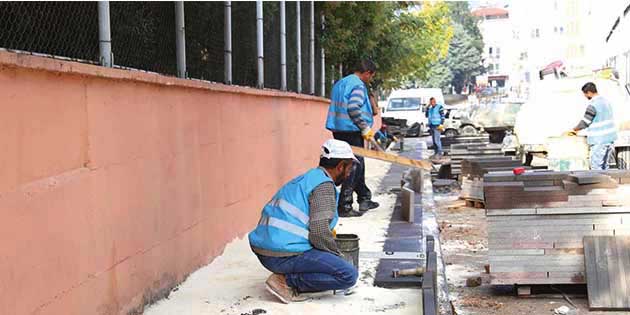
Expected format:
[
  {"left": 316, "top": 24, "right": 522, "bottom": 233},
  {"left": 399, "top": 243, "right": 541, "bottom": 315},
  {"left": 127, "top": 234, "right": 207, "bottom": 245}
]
[
  {"left": 325, "top": 74, "right": 373, "bottom": 132},
  {"left": 269, "top": 198, "right": 310, "bottom": 225},
  {"left": 258, "top": 215, "right": 309, "bottom": 239},
  {"left": 586, "top": 96, "right": 617, "bottom": 145}
]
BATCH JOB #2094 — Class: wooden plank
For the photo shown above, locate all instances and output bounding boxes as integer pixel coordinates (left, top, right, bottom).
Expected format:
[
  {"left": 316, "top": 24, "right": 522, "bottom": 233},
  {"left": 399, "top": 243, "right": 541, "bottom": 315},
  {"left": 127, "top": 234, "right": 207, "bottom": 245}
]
[
  {"left": 350, "top": 145, "right": 432, "bottom": 170},
  {"left": 584, "top": 236, "right": 630, "bottom": 310}
]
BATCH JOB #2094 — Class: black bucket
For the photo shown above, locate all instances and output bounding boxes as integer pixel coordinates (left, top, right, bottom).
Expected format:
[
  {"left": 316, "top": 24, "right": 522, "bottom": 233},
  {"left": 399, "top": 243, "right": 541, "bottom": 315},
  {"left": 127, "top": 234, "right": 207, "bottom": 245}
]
[{"left": 335, "top": 233, "right": 360, "bottom": 269}]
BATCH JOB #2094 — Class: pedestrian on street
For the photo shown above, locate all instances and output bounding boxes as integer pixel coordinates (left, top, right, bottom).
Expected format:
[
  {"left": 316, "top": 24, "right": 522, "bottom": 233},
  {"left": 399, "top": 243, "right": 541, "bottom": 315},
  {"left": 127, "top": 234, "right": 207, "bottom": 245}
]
[
  {"left": 325, "top": 59, "right": 380, "bottom": 217},
  {"left": 567, "top": 82, "right": 618, "bottom": 170},
  {"left": 425, "top": 97, "right": 446, "bottom": 156},
  {"left": 248, "top": 139, "right": 359, "bottom": 304}
]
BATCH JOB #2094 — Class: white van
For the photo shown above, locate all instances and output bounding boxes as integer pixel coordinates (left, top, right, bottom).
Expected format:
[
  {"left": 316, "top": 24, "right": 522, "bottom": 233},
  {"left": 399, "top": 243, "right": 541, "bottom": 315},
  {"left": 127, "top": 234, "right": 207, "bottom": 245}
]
[{"left": 381, "top": 88, "right": 445, "bottom": 136}]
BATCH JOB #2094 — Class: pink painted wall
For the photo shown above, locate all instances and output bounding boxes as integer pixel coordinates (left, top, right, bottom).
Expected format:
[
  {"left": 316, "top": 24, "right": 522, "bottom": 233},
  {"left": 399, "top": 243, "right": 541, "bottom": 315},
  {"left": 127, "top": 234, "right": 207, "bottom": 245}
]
[{"left": 0, "top": 52, "right": 330, "bottom": 315}]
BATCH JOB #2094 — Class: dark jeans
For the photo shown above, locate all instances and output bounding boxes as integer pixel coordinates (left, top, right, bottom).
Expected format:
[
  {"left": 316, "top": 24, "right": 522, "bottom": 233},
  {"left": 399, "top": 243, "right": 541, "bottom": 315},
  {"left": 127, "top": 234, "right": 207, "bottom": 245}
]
[
  {"left": 256, "top": 249, "right": 358, "bottom": 293},
  {"left": 429, "top": 125, "right": 443, "bottom": 154},
  {"left": 332, "top": 131, "right": 372, "bottom": 209}
]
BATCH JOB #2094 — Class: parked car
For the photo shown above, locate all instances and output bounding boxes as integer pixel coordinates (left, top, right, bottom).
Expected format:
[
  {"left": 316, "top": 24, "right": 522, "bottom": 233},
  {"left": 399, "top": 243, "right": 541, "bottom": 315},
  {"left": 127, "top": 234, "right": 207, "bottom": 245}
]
[{"left": 381, "top": 88, "right": 445, "bottom": 137}]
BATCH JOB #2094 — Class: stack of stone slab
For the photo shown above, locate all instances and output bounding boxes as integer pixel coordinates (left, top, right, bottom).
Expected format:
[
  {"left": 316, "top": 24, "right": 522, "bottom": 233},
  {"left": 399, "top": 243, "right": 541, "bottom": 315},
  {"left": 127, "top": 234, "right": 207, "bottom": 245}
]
[
  {"left": 434, "top": 143, "right": 506, "bottom": 180},
  {"left": 439, "top": 133, "right": 490, "bottom": 149},
  {"left": 459, "top": 157, "right": 523, "bottom": 200},
  {"left": 484, "top": 170, "right": 630, "bottom": 285}
]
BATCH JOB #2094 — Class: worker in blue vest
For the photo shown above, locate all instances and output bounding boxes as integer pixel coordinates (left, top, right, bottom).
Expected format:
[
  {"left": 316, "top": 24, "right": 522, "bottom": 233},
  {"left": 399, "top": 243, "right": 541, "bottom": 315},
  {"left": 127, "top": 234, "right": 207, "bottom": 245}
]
[
  {"left": 249, "top": 139, "right": 359, "bottom": 304},
  {"left": 425, "top": 97, "right": 446, "bottom": 156},
  {"left": 325, "top": 59, "right": 380, "bottom": 217},
  {"left": 567, "top": 82, "right": 618, "bottom": 170}
]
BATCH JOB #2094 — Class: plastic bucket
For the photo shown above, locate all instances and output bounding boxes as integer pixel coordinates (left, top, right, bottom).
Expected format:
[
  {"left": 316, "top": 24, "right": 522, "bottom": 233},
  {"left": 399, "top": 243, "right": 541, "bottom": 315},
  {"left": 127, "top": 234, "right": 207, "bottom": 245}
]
[{"left": 335, "top": 234, "right": 360, "bottom": 269}]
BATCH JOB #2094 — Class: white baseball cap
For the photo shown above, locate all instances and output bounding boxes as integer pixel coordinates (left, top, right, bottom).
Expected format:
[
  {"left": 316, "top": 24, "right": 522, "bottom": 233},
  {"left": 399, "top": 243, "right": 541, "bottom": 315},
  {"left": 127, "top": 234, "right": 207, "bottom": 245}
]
[{"left": 321, "top": 139, "right": 359, "bottom": 162}]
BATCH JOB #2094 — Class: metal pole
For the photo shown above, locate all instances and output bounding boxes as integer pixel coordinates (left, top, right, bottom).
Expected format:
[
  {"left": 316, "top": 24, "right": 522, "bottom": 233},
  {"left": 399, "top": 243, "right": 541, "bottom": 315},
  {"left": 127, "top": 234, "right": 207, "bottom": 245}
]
[
  {"left": 256, "top": 0, "right": 264, "bottom": 88},
  {"left": 339, "top": 63, "right": 342, "bottom": 78},
  {"left": 331, "top": 64, "right": 335, "bottom": 87},
  {"left": 320, "top": 13, "right": 325, "bottom": 97},
  {"left": 98, "top": 1, "right": 112, "bottom": 67},
  {"left": 175, "top": 1, "right": 186, "bottom": 78},
  {"left": 224, "top": 1, "right": 232, "bottom": 84},
  {"left": 280, "top": 0, "right": 287, "bottom": 91},
  {"left": 296, "top": 0, "right": 302, "bottom": 93},
  {"left": 309, "top": 1, "right": 315, "bottom": 95}
]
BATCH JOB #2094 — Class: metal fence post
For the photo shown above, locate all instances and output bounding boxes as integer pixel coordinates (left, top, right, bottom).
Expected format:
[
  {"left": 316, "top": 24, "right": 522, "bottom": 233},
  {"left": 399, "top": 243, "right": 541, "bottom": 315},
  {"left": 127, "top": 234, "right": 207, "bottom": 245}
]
[
  {"left": 280, "top": 0, "right": 287, "bottom": 91},
  {"left": 309, "top": 1, "right": 315, "bottom": 95},
  {"left": 256, "top": 0, "right": 264, "bottom": 88},
  {"left": 175, "top": 1, "right": 186, "bottom": 78},
  {"left": 296, "top": 0, "right": 302, "bottom": 93},
  {"left": 224, "top": 1, "right": 232, "bottom": 84},
  {"left": 320, "top": 13, "right": 325, "bottom": 97},
  {"left": 97, "top": 1, "right": 112, "bottom": 67}
]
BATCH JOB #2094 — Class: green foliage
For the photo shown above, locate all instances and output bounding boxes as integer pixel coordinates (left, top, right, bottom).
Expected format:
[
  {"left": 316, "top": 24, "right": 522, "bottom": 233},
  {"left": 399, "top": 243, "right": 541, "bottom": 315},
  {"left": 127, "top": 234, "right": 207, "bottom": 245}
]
[
  {"left": 321, "top": 2, "right": 453, "bottom": 90},
  {"left": 422, "top": 1, "right": 484, "bottom": 93}
]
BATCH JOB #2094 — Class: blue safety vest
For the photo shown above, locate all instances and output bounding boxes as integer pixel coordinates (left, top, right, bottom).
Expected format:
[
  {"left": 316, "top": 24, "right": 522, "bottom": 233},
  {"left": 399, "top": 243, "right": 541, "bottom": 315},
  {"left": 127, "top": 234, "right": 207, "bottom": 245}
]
[
  {"left": 427, "top": 104, "right": 444, "bottom": 126},
  {"left": 248, "top": 167, "right": 339, "bottom": 253},
  {"left": 586, "top": 96, "right": 617, "bottom": 145},
  {"left": 325, "top": 74, "right": 374, "bottom": 132}
]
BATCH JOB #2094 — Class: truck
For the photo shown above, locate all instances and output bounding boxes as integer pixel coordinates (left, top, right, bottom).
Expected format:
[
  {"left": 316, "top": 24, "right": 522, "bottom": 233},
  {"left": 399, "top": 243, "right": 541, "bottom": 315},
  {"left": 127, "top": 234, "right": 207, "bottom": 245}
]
[
  {"left": 381, "top": 88, "right": 445, "bottom": 137},
  {"left": 512, "top": 70, "right": 630, "bottom": 167}
]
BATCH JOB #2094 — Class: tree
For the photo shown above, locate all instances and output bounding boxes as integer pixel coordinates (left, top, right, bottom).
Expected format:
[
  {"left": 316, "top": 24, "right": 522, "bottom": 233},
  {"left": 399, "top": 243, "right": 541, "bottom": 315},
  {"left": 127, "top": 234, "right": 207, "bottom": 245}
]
[
  {"left": 446, "top": 24, "right": 484, "bottom": 93},
  {"left": 321, "top": 2, "right": 453, "bottom": 90},
  {"left": 422, "top": 2, "right": 484, "bottom": 94}
]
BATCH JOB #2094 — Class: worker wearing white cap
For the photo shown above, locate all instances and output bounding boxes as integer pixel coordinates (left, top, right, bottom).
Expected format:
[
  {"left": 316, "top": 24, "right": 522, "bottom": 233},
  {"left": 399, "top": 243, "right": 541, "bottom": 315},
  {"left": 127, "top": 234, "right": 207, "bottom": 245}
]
[{"left": 248, "top": 139, "right": 359, "bottom": 303}]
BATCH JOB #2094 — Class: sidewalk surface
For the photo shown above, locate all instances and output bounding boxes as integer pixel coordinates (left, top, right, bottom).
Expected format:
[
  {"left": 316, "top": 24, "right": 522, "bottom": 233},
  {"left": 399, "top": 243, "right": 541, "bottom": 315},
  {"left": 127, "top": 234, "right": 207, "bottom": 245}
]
[{"left": 143, "top": 158, "right": 422, "bottom": 315}]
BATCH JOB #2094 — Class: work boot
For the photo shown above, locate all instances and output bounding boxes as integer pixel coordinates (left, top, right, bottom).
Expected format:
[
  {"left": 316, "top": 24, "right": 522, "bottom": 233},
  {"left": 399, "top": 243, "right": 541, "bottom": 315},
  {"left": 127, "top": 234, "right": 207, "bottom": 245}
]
[
  {"left": 359, "top": 200, "right": 379, "bottom": 212},
  {"left": 265, "top": 274, "right": 305, "bottom": 304},
  {"left": 339, "top": 209, "right": 364, "bottom": 217}
]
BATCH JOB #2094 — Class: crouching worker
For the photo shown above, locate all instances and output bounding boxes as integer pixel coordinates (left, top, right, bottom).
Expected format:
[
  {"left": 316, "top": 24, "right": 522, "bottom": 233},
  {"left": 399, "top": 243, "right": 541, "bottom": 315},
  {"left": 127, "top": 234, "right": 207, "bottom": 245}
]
[{"left": 248, "top": 139, "right": 359, "bottom": 304}]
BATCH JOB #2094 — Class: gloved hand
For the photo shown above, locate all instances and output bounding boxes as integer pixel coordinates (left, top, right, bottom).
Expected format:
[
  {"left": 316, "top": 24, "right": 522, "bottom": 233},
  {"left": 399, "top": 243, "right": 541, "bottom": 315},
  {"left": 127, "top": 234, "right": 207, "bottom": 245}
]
[
  {"left": 563, "top": 130, "right": 577, "bottom": 137},
  {"left": 332, "top": 229, "right": 337, "bottom": 238},
  {"left": 362, "top": 128, "right": 375, "bottom": 141},
  {"left": 393, "top": 136, "right": 399, "bottom": 142},
  {"left": 437, "top": 125, "right": 445, "bottom": 132}
]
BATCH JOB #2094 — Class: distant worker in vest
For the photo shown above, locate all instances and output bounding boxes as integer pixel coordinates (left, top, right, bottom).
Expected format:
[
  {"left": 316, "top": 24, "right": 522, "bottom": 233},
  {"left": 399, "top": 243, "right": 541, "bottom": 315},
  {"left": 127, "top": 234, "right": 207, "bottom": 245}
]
[
  {"left": 567, "top": 82, "right": 618, "bottom": 170},
  {"left": 325, "top": 59, "right": 380, "bottom": 217},
  {"left": 248, "top": 139, "right": 359, "bottom": 304},
  {"left": 425, "top": 97, "right": 446, "bottom": 156}
]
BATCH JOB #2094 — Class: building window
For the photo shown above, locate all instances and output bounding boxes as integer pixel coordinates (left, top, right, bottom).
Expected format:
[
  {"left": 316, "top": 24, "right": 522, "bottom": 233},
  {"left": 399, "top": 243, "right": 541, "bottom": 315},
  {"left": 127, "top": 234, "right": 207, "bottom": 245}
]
[
  {"left": 489, "top": 47, "right": 493, "bottom": 55},
  {"left": 536, "top": 28, "right": 540, "bottom": 37},
  {"left": 496, "top": 47, "right": 501, "bottom": 58}
]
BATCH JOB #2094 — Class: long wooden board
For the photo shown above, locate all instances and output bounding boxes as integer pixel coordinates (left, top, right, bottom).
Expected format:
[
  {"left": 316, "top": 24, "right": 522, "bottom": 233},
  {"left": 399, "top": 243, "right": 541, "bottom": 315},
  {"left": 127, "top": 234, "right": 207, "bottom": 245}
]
[
  {"left": 351, "top": 145, "right": 432, "bottom": 170},
  {"left": 583, "top": 236, "right": 630, "bottom": 310}
]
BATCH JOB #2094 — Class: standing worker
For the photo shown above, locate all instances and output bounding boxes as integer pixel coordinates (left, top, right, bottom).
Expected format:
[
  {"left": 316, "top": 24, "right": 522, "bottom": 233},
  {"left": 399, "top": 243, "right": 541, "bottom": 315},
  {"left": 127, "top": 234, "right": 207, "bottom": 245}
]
[
  {"left": 567, "top": 82, "right": 618, "bottom": 170},
  {"left": 426, "top": 97, "right": 446, "bottom": 157},
  {"left": 325, "top": 59, "right": 380, "bottom": 217},
  {"left": 248, "top": 139, "right": 359, "bottom": 303}
]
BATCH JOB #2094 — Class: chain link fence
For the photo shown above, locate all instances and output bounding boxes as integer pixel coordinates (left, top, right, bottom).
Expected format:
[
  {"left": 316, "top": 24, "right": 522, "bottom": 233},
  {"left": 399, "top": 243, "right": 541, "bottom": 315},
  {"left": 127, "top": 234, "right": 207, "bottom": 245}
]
[{"left": 0, "top": 1, "right": 330, "bottom": 96}]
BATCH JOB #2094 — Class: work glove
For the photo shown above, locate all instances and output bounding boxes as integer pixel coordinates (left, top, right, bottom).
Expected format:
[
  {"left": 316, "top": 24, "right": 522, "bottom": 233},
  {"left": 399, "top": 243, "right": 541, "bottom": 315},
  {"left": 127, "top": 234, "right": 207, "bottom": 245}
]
[
  {"left": 437, "top": 125, "right": 445, "bottom": 132},
  {"left": 362, "top": 128, "right": 375, "bottom": 141},
  {"left": 563, "top": 130, "right": 577, "bottom": 137},
  {"left": 393, "top": 136, "right": 399, "bottom": 142}
]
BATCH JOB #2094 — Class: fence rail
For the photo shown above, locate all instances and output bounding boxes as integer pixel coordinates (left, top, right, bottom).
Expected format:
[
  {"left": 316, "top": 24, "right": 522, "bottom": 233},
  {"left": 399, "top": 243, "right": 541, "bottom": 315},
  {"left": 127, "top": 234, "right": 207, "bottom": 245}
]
[{"left": 0, "top": 1, "right": 331, "bottom": 97}]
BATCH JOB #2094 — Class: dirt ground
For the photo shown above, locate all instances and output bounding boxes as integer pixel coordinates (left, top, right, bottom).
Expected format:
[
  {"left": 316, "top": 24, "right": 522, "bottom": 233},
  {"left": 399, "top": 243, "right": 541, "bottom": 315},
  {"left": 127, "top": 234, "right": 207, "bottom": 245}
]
[{"left": 434, "top": 191, "right": 630, "bottom": 315}]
